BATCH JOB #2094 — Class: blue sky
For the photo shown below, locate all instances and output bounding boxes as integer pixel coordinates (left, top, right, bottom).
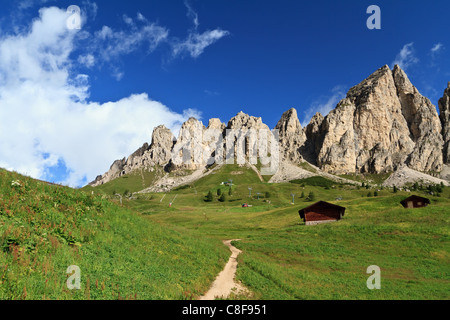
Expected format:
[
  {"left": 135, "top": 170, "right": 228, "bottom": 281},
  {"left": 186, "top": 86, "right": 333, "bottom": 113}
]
[{"left": 0, "top": 0, "right": 449, "bottom": 187}]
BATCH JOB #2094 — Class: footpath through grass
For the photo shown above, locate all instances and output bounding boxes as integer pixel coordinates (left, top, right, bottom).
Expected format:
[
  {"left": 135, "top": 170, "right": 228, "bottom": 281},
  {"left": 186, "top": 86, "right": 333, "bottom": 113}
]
[{"left": 123, "top": 166, "right": 450, "bottom": 300}]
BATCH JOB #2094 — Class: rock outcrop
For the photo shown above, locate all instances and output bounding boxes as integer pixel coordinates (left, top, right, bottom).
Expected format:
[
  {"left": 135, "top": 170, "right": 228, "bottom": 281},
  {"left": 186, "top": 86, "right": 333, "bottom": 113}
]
[
  {"left": 300, "top": 112, "right": 325, "bottom": 164},
  {"left": 147, "top": 125, "right": 176, "bottom": 165},
  {"left": 171, "top": 117, "right": 206, "bottom": 170},
  {"left": 89, "top": 126, "right": 174, "bottom": 186},
  {"left": 439, "top": 82, "right": 450, "bottom": 163},
  {"left": 393, "top": 65, "right": 443, "bottom": 172},
  {"left": 315, "top": 65, "right": 443, "bottom": 175},
  {"left": 275, "top": 108, "right": 306, "bottom": 162}
]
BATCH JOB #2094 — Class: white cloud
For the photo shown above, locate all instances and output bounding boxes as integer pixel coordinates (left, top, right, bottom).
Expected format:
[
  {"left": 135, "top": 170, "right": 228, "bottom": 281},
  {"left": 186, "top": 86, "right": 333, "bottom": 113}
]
[
  {"left": 77, "top": 3, "right": 228, "bottom": 77},
  {"left": 184, "top": 0, "right": 199, "bottom": 29},
  {"left": 78, "top": 54, "right": 95, "bottom": 68},
  {"left": 301, "top": 86, "right": 346, "bottom": 127},
  {"left": 391, "top": 42, "right": 419, "bottom": 71},
  {"left": 123, "top": 14, "right": 134, "bottom": 26},
  {"left": 0, "top": 7, "right": 200, "bottom": 187},
  {"left": 431, "top": 43, "right": 443, "bottom": 53},
  {"left": 171, "top": 2, "right": 229, "bottom": 58},
  {"left": 173, "top": 29, "right": 230, "bottom": 58},
  {"left": 137, "top": 12, "right": 146, "bottom": 22},
  {"left": 93, "top": 23, "right": 169, "bottom": 61}
]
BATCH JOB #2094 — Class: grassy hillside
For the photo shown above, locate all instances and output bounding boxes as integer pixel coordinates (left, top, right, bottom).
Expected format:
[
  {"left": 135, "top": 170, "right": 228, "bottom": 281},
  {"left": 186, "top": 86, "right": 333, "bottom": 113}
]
[
  {"left": 82, "top": 166, "right": 165, "bottom": 196},
  {"left": 0, "top": 168, "right": 229, "bottom": 300},
  {"left": 119, "top": 165, "right": 450, "bottom": 300},
  {"left": 2, "top": 163, "right": 449, "bottom": 300}
]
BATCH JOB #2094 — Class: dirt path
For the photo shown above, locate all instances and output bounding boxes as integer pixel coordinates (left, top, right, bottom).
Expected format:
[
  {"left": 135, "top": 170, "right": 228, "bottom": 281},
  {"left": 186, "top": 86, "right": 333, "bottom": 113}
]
[{"left": 199, "top": 239, "right": 249, "bottom": 300}]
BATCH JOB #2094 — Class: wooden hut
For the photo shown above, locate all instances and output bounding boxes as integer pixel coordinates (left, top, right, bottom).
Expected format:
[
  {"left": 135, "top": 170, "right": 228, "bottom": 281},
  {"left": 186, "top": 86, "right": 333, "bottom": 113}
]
[
  {"left": 298, "top": 201, "right": 346, "bottom": 226},
  {"left": 400, "top": 195, "right": 430, "bottom": 208}
]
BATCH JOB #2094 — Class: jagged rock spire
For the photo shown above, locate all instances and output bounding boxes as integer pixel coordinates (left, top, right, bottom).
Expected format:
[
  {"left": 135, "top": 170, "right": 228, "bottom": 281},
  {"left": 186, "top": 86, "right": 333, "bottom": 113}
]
[
  {"left": 275, "top": 108, "right": 305, "bottom": 162},
  {"left": 439, "top": 82, "right": 450, "bottom": 163}
]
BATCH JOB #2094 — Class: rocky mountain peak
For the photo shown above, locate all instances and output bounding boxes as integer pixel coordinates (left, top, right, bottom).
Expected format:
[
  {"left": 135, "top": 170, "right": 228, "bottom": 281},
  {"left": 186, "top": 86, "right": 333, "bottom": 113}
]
[
  {"left": 316, "top": 65, "right": 443, "bottom": 174},
  {"left": 227, "top": 111, "right": 269, "bottom": 130},
  {"left": 392, "top": 64, "right": 415, "bottom": 94},
  {"left": 439, "top": 83, "right": 450, "bottom": 163},
  {"left": 207, "top": 118, "right": 225, "bottom": 130},
  {"left": 275, "top": 108, "right": 302, "bottom": 134},
  {"left": 275, "top": 108, "right": 305, "bottom": 162}
]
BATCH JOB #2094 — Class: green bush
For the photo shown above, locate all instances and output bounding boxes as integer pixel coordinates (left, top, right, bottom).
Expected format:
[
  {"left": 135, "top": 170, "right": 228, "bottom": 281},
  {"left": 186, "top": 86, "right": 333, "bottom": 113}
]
[
  {"left": 205, "top": 191, "right": 213, "bottom": 202},
  {"left": 307, "top": 191, "right": 315, "bottom": 202}
]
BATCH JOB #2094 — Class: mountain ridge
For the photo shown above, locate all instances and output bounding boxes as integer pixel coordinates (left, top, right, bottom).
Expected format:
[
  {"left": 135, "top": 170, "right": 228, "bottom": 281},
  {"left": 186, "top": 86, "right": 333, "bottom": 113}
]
[{"left": 89, "top": 65, "right": 450, "bottom": 189}]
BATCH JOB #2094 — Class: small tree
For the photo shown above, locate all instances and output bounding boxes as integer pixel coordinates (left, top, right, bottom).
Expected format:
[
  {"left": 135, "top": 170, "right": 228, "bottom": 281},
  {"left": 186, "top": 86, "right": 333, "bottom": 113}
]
[
  {"left": 374, "top": 190, "right": 378, "bottom": 197},
  {"left": 217, "top": 188, "right": 222, "bottom": 196},
  {"left": 219, "top": 193, "right": 226, "bottom": 202},
  {"left": 205, "top": 191, "right": 213, "bottom": 202},
  {"left": 228, "top": 187, "right": 232, "bottom": 196},
  {"left": 265, "top": 191, "right": 271, "bottom": 198},
  {"left": 307, "top": 191, "right": 315, "bottom": 202},
  {"left": 393, "top": 186, "right": 398, "bottom": 193},
  {"left": 300, "top": 191, "right": 305, "bottom": 198},
  {"left": 367, "top": 192, "right": 372, "bottom": 197}
]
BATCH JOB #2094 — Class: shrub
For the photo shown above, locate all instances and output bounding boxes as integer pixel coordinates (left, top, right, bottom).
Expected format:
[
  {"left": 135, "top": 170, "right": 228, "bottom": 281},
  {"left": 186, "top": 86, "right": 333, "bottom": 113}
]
[
  {"left": 218, "top": 193, "right": 226, "bottom": 202},
  {"left": 265, "top": 191, "right": 271, "bottom": 198},
  {"left": 205, "top": 191, "right": 213, "bottom": 202},
  {"left": 217, "top": 189, "right": 222, "bottom": 196}
]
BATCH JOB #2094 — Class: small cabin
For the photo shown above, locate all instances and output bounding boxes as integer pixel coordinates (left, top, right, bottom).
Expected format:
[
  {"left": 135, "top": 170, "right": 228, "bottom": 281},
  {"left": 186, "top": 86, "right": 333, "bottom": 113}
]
[
  {"left": 298, "top": 201, "right": 346, "bottom": 226},
  {"left": 400, "top": 195, "right": 430, "bottom": 209}
]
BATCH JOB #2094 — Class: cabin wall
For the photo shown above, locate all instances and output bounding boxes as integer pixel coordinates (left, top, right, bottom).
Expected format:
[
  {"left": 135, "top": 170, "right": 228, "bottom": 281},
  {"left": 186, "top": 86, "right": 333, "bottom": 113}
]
[{"left": 305, "top": 209, "right": 341, "bottom": 222}]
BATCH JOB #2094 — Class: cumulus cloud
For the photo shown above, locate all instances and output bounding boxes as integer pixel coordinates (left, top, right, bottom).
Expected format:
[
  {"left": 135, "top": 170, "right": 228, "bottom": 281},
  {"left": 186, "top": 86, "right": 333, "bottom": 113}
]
[
  {"left": 0, "top": 7, "right": 201, "bottom": 187},
  {"left": 301, "top": 86, "right": 346, "bottom": 127},
  {"left": 391, "top": 42, "right": 419, "bottom": 71}
]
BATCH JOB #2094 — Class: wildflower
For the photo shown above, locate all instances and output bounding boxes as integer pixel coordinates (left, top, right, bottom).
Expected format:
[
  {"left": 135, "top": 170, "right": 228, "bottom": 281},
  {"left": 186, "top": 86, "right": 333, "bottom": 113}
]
[{"left": 11, "top": 180, "right": 21, "bottom": 187}]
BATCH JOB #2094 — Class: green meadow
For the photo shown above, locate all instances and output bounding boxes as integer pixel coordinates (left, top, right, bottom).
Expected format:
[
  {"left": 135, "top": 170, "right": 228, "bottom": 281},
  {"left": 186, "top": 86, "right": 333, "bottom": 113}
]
[
  {"left": 0, "top": 168, "right": 229, "bottom": 300},
  {"left": 1, "top": 164, "right": 449, "bottom": 299}
]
